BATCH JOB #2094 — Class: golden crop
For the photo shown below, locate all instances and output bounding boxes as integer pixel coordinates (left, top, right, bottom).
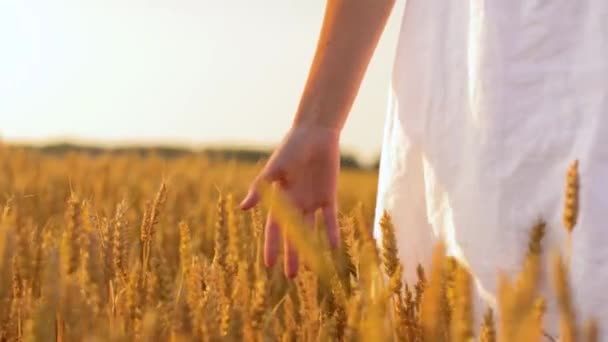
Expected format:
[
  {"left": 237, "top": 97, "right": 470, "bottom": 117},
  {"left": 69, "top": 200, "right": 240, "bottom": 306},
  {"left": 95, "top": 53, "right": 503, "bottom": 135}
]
[{"left": 0, "top": 147, "right": 596, "bottom": 341}]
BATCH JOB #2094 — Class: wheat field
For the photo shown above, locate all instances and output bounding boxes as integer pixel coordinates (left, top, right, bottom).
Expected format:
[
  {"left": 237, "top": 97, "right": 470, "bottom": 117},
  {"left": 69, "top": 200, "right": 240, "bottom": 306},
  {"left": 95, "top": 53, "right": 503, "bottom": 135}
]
[{"left": 0, "top": 146, "right": 597, "bottom": 341}]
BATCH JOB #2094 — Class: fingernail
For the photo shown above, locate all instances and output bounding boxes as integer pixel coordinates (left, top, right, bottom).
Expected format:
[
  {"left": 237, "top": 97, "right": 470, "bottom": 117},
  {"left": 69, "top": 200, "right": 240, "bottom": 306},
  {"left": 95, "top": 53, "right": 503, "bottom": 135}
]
[
  {"left": 331, "top": 235, "right": 341, "bottom": 249},
  {"left": 286, "top": 269, "right": 298, "bottom": 279}
]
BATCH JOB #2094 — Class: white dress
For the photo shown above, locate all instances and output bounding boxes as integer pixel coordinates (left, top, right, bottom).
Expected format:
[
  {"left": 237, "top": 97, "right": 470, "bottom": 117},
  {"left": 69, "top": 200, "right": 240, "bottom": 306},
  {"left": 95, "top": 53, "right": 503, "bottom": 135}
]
[{"left": 374, "top": 1, "right": 608, "bottom": 338}]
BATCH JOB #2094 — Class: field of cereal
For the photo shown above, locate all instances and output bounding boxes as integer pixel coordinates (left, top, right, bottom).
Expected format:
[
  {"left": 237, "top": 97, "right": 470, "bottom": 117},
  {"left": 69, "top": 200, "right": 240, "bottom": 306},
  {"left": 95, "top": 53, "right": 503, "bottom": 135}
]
[{"left": 0, "top": 146, "right": 593, "bottom": 341}]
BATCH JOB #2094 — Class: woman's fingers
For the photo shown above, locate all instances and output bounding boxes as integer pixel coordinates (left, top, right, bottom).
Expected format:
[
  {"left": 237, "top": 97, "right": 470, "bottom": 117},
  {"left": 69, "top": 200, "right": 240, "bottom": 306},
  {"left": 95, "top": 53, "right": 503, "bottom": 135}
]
[
  {"left": 263, "top": 207, "right": 281, "bottom": 268},
  {"left": 283, "top": 234, "right": 299, "bottom": 279},
  {"left": 283, "top": 211, "right": 315, "bottom": 278},
  {"left": 323, "top": 203, "right": 340, "bottom": 248}
]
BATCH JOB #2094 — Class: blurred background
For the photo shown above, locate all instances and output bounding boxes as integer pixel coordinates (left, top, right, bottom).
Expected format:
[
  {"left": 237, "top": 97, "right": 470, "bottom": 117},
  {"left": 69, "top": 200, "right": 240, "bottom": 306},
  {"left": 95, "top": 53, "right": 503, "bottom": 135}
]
[{"left": 0, "top": 0, "right": 406, "bottom": 167}]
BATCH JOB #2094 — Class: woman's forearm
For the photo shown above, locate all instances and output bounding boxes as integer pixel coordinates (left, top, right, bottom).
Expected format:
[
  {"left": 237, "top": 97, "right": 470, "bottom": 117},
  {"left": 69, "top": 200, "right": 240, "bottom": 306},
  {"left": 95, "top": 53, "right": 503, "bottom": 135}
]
[{"left": 293, "top": 0, "right": 396, "bottom": 131}]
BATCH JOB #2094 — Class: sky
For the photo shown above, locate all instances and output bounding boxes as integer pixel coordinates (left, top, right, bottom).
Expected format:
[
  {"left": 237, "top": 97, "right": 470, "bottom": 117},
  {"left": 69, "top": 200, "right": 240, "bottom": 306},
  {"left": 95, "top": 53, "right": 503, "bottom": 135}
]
[{"left": 0, "top": 1, "right": 405, "bottom": 162}]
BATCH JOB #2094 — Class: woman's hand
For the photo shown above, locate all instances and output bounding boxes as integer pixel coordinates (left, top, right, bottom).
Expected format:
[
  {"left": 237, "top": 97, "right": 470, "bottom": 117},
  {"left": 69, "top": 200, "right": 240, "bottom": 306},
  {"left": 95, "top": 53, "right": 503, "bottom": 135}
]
[{"left": 240, "top": 124, "right": 341, "bottom": 278}]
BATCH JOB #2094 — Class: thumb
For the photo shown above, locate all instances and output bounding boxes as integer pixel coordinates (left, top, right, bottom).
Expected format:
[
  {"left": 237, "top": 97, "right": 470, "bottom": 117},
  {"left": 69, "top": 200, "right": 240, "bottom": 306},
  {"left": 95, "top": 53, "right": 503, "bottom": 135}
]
[
  {"left": 239, "top": 185, "right": 261, "bottom": 210},
  {"left": 240, "top": 163, "right": 282, "bottom": 210}
]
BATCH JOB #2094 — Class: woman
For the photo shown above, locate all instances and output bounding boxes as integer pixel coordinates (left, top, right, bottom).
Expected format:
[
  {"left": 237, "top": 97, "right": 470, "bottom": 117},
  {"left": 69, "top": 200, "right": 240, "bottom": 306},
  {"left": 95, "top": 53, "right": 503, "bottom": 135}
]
[{"left": 240, "top": 0, "right": 608, "bottom": 338}]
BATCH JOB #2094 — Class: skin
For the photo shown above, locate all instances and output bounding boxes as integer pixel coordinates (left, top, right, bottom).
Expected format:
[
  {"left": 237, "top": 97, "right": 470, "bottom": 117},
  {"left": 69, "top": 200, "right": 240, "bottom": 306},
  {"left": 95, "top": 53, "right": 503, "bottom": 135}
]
[{"left": 240, "top": 0, "right": 396, "bottom": 278}]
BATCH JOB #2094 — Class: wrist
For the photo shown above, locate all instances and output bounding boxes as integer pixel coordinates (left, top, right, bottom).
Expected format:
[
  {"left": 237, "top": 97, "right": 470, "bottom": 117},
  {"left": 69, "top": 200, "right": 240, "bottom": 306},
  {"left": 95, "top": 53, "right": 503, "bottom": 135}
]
[
  {"left": 292, "top": 108, "right": 344, "bottom": 136},
  {"left": 291, "top": 119, "right": 342, "bottom": 140},
  {"left": 292, "top": 92, "right": 348, "bottom": 131}
]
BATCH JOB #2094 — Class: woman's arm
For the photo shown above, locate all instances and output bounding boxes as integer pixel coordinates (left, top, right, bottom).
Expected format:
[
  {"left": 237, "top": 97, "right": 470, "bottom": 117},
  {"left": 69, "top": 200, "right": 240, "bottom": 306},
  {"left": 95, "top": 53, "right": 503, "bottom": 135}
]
[
  {"left": 241, "top": 0, "right": 396, "bottom": 278},
  {"left": 294, "top": 0, "right": 396, "bottom": 131}
]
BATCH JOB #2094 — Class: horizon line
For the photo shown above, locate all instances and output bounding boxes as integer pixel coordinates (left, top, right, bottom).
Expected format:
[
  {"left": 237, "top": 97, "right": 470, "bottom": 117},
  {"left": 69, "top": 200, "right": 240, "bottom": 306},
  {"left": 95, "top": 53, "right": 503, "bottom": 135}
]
[{"left": 0, "top": 136, "right": 381, "bottom": 165}]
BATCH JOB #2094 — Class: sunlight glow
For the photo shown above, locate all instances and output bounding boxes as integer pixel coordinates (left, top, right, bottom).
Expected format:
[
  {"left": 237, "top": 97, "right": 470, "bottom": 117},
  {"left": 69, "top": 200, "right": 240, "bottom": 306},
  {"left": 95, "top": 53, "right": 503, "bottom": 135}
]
[{"left": 0, "top": 0, "right": 406, "bottom": 162}]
